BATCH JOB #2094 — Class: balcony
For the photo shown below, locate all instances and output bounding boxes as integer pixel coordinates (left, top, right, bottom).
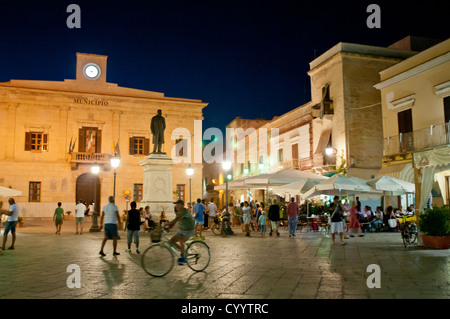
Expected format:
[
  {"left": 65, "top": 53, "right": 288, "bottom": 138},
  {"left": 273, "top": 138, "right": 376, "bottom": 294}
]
[
  {"left": 70, "top": 152, "right": 111, "bottom": 169},
  {"left": 384, "top": 122, "right": 450, "bottom": 157},
  {"left": 280, "top": 158, "right": 314, "bottom": 171}
]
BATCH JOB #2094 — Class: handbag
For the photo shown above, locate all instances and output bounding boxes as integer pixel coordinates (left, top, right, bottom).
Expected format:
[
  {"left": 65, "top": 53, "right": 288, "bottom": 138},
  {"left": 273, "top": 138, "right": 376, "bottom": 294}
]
[
  {"left": 328, "top": 205, "right": 340, "bottom": 225},
  {"left": 388, "top": 216, "right": 397, "bottom": 228}
]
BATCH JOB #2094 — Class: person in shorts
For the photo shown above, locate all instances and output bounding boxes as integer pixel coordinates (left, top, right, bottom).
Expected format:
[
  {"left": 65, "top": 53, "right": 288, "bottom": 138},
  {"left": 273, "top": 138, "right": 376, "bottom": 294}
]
[
  {"left": 193, "top": 198, "right": 205, "bottom": 240},
  {"left": 125, "top": 201, "right": 141, "bottom": 253},
  {"left": 74, "top": 199, "right": 86, "bottom": 235},
  {"left": 329, "top": 196, "right": 347, "bottom": 246},
  {"left": 1, "top": 198, "right": 20, "bottom": 252},
  {"left": 167, "top": 200, "right": 195, "bottom": 265},
  {"left": 99, "top": 196, "right": 122, "bottom": 257},
  {"left": 207, "top": 199, "right": 218, "bottom": 229},
  {"left": 53, "top": 202, "right": 65, "bottom": 235}
]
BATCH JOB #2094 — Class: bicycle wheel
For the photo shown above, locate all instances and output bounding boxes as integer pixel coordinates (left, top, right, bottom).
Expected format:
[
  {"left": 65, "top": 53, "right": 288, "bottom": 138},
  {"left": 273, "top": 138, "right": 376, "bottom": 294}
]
[
  {"left": 409, "top": 225, "right": 418, "bottom": 243},
  {"left": 211, "top": 223, "right": 221, "bottom": 235},
  {"left": 141, "top": 244, "right": 174, "bottom": 277},
  {"left": 186, "top": 241, "right": 210, "bottom": 272},
  {"left": 402, "top": 228, "right": 411, "bottom": 248}
]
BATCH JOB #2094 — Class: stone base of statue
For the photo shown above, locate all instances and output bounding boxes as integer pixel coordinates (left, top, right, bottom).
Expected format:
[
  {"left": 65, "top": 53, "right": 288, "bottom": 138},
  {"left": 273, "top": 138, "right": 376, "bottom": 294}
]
[{"left": 139, "top": 153, "right": 175, "bottom": 220}]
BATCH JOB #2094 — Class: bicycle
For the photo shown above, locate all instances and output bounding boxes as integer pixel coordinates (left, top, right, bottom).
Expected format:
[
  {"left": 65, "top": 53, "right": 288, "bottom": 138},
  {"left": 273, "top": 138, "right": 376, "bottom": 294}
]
[
  {"left": 141, "top": 228, "right": 211, "bottom": 277},
  {"left": 398, "top": 214, "right": 418, "bottom": 248},
  {"left": 210, "top": 215, "right": 222, "bottom": 235}
]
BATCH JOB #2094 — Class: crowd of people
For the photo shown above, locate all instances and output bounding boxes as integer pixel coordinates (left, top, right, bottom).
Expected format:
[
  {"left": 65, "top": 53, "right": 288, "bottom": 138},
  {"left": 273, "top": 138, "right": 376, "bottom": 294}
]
[{"left": 0, "top": 194, "right": 417, "bottom": 257}]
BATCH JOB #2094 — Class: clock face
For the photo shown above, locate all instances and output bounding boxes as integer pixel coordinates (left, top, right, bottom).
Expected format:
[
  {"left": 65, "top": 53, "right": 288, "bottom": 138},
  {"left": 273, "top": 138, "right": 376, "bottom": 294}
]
[{"left": 83, "top": 63, "right": 100, "bottom": 79}]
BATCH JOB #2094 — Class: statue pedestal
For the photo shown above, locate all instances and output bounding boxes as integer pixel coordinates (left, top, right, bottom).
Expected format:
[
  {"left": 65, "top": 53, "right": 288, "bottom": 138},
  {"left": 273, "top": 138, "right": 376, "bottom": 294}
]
[{"left": 139, "top": 153, "right": 175, "bottom": 220}]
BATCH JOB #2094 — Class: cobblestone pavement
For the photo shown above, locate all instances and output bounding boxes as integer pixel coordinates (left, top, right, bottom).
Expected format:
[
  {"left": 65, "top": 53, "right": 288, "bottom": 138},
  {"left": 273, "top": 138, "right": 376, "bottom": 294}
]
[{"left": 0, "top": 219, "right": 449, "bottom": 299}]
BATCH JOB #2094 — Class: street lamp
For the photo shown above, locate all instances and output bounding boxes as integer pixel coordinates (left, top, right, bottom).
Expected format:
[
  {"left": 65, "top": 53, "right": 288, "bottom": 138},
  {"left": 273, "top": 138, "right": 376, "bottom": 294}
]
[
  {"left": 186, "top": 164, "right": 194, "bottom": 206},
  {"left": 110, "top": 155, "right": 120, "bottom": 201},
  {"left": 222, "top": 161, "right": 232, "bottom": 213},
  {"left": 90, "top": 164, "right": 101, "bottom": 232},
  {"left": 325, "top": 147, "right": 334, "bottom": 156}
]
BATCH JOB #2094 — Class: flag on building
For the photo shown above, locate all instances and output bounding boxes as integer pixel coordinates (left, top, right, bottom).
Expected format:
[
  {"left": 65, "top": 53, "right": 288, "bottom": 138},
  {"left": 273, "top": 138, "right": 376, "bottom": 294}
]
[{"left": 87, "top": 132, "right": 94, "bottom": 154}]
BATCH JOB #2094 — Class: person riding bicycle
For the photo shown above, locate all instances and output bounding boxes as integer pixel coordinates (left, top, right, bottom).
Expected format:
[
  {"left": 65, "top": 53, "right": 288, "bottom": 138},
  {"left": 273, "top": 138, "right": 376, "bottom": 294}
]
[{"left": 166, "top": 200, "right": 195, "bottom": 265}]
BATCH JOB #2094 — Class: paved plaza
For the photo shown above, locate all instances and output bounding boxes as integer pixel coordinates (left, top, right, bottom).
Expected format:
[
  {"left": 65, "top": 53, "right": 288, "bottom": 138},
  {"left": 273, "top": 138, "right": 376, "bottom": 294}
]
[{"left": 0, "top": 219, "right": 449, "bottom": 299}]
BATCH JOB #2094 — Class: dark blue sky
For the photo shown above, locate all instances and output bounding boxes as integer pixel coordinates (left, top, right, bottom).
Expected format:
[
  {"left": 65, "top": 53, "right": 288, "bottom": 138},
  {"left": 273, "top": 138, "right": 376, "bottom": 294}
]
[{"left": 1, "top": 0, "right": 449, "bottom": 132}]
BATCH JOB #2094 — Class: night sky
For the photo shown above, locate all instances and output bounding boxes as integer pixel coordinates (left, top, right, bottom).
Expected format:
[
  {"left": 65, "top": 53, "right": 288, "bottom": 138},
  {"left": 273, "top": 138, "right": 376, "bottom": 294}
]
[{"left": 1, "top": 0, "right": 449, "bottom": 133}]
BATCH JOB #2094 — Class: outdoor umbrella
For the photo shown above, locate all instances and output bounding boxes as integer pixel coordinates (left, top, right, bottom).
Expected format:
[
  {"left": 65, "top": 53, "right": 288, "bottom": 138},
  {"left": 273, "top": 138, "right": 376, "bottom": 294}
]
[
  {"left": 214, "top": 176, "right": 253, "bottom": 191},
  {"left": 303, "top": 174, "right": 382, "bottom": 199},
  {"left": 367, "top": 175, "right": 415, "bottom": 195},
  {"left": 272, "top": 178, "right": 327, "bottom": 196},
  {"left": 244, "top": 169, "right": 327, "bottom": 187},
  {"left": 0, "top": 186, "right": 22, "bottom": 198}
]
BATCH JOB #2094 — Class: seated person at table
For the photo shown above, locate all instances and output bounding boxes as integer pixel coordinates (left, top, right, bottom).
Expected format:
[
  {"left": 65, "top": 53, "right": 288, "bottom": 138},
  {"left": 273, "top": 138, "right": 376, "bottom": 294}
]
[{"left": 370, "top": 206, "right": 384, "bottom": 230}]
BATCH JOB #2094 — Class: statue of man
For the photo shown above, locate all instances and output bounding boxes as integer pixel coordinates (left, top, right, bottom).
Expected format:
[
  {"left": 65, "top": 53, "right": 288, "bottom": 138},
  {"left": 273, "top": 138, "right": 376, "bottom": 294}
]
[{"left": 150, "top": 109, "right": 166, "bottom": 153}]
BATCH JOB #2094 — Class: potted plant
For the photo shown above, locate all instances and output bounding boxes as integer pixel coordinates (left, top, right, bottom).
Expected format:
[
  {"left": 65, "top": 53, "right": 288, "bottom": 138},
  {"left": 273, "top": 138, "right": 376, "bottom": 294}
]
[
  {"left": 66, "top": 211, "right": 73, "bottom": 220},
  {"left": 18, "top": 216, "right": 24, "bottom": 228},
  {"left": 418, "top": 206, "right": 450, "bottom": 249}
]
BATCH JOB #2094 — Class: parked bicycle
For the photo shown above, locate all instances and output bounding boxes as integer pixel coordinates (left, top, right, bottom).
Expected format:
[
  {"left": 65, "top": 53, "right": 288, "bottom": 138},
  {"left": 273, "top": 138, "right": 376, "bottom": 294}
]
[
  {"left": 210, "top": 215, "right": 222, "bottom": 235},
  {"left": 398, "top": 214, "right": 418, "bottom": 248},
  {"left": 141, "top": 228, "right": 211, "bottom": 277}
]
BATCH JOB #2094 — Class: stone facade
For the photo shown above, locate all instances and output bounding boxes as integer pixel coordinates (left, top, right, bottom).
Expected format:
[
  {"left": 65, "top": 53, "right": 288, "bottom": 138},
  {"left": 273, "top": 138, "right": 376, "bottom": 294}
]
[{"left": 0, "top": 53, "right": 207, "bottom": 217}]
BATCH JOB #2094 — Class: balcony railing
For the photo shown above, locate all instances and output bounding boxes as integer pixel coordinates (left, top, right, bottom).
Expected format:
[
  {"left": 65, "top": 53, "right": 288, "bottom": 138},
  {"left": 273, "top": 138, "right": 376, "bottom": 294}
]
[
  {"left": 384, "top": 122, "right": 450, "bottom": 156},
  {"left": 70, "top": 152, "right": 111, "bottom": 163},
  {"left": 280, "top": 158, "right": 314, "bottom": 170}
]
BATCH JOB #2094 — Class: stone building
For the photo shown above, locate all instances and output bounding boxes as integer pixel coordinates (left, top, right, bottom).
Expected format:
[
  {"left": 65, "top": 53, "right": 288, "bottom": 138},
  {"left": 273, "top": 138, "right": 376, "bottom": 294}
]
[
  {"left": 0, "top": 53, "right": 207, "bottom": 218},
  {"left": 374, "top": 38, "right": 450, "bottom": 210},
  {"left": 210, "top": 38, "right": 417, "bottom": 205}
]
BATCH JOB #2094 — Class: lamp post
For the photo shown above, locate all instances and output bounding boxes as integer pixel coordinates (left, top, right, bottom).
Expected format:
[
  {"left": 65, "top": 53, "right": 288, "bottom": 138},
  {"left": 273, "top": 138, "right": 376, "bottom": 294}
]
[
  {"left": 222, "top": 161, "right": 232, "bottom": 213},
  {"left": 110, "top": 155, "right": 120, "bottom": 201},
  {"left": 186, "top": 164, "right": 194, "bottom": 206},
  {"left": 90, "top": 164, "right": 101, "bottom": 232}
]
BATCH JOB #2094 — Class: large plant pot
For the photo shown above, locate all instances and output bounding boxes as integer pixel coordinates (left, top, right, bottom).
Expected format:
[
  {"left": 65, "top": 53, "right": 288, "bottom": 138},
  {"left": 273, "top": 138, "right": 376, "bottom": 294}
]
[{"left": 421, "top": 234, "right": 450, "bottom": 249}]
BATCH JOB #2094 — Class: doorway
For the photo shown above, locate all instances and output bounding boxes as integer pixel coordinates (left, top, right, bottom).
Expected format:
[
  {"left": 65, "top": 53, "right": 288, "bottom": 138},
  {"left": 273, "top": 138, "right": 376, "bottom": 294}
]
[{"left": 76, "top": 173, "right": 101, "bottom": 213}]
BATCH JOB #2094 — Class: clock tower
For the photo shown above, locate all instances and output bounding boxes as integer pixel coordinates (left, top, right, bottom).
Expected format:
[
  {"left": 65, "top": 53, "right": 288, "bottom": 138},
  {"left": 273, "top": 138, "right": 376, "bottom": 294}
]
[{"left": 75, "top": 52, "right": 108, "bottom": 83}]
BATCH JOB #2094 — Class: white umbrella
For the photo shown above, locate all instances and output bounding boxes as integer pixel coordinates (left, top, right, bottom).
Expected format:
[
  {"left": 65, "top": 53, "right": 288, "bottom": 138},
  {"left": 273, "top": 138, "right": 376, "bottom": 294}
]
[
  {"left": 303, "top": 174, "right": 382, "bottom": 199},
  {"left": 0, "top": 186, "right": 22, "bottom": 198},
  {"left": 367, "top": 175, "right": 415, "bottom": 195},
  {"left": 244, "top": 169, "right": 327, "bottom": 187},
  {"left": 214, "top": 176, "right": 253, "bottom": 191},
  {"left": 272, "top": 178, "right": 326, "bottom": 196}
]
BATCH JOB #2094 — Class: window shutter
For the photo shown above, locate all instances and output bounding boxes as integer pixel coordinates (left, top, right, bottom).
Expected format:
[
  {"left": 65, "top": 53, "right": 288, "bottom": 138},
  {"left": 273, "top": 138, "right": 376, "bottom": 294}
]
[
  {"left": 129, "top": 137, "right": 135, "bottom": 155},
  {"left": 25, "top": 132, "right": 32, "bottom": 151},
  {"left": 96, "top": 130, "right": 102, "bottom": 153},
  {"left": 43, "top": 133, "right": 48, "bottom": 151},
  {"left": 78, "top": 128, "right": 85, "bottom": 152},
  {"left": 144, "top": 138, "right": 150, "bottom": 155}
]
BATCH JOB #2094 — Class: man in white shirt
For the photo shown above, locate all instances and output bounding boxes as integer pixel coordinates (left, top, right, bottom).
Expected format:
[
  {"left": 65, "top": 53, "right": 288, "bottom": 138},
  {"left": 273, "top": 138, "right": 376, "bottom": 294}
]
[
  {"left": 75, "top": 199, "right": 87, "bottom": 235},
  {"left": 99, "top": 196, "right": 122, "bottom": 257},
  {"left": 207, "top": 199, "right": 218, "bottom": 228},
  {"left": 1, "top": 198, "right": 20, "bottom": 251}
]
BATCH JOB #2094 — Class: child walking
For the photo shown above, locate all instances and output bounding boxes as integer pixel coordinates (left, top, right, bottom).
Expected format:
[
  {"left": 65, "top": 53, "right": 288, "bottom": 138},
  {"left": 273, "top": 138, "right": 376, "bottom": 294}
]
[{"left": 259, "top": 210, "right": 267, "bottom": 237}]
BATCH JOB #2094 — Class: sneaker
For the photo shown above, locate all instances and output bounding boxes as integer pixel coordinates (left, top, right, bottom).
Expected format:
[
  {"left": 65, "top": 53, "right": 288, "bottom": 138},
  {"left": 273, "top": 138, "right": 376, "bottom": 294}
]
[
  {"left": 113, "top": 252, "right": 120, "bottom": 256},
  {"left": 125, "top": 249, "right": 131, "bottom": 252},
  {"left": 7, "top": 247, "right": 14, "bottom": 250},
  {"left": 292, "top": 234, "right": 296, "bottom": 237},
  {"left": 177, "top": 257, "right": 187, "bottom": 265},
  {"left": 99, "top": 251, "right": 106, "bottom": 257},
  {"left": 350, "top": 235, "right": 355, "bottom": 237},
  {"left": 359, "top": 234, "right": 365, "bottom": 237},
  {"left": 136, "top": 249, "right": 140, "bottom": 254},
  {"left": 75, "top": 232, "right": 78, "bottom": 235}
]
